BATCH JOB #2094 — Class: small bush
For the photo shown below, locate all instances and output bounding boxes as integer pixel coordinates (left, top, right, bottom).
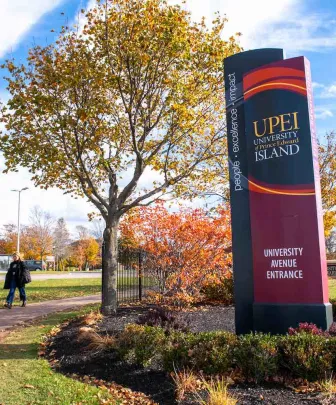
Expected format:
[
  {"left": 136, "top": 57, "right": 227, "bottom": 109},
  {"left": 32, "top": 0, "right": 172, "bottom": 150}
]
[
  {"left": 118, "top": 324, "right": 166, "bottom": 367},
  {"left": 113, "top": 321, "right": 336, "bottom": 384},
  {"left": 326, "top": 337, "right": 336, "bottom": 372},
  {"left": 234, "top": 333, "right": 279, "bottom": 382},
  {"left": 288, "top": 322, "right": 327, "bottom": 336},
  {"left": 279, "top": 333, "right": 333, "bottom": 381},
  {"left": 330, "top": 299, "right": 336, "bottom": 318},
  {"left": 202, "top": 276, "right": 234, "bottom": 305},
  {"left": 137, "top": 307, "right": 189, "bottom": 333},
  {"left": 329, "top": 322, "right": 336, "bottom": 337},
  {"left": 162, "top": 330, "right": 197, "bottom": 371},
  {"left": 163, "top": 331, "right": 237, "bottom": 374}
]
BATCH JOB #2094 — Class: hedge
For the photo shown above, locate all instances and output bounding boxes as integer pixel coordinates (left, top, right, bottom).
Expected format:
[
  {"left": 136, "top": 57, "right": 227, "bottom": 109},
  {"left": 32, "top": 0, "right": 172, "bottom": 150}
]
[{"left": 116, "top": 324, "right": 336, "bottom": 382}]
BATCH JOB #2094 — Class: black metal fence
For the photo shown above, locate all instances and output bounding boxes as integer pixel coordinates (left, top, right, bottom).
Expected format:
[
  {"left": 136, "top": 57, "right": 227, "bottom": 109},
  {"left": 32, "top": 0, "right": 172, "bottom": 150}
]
[
  {"left": 101, "top": 246, "right": 158, "bottom": 304},
  {"left": 117, "top": 249, "right": 158, "bottom": 303}
]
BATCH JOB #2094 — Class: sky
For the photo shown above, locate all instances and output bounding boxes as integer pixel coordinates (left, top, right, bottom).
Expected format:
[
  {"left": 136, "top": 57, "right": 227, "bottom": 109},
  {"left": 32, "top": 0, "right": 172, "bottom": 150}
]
[{"left": 0, "top": 0, "right": 335, "bottom": 234}]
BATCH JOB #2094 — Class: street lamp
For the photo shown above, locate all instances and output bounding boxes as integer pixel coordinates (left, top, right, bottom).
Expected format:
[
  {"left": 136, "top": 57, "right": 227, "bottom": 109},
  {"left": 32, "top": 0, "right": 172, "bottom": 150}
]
[{"left": 11, "top": 187, "right": 29, "bottom": 254}]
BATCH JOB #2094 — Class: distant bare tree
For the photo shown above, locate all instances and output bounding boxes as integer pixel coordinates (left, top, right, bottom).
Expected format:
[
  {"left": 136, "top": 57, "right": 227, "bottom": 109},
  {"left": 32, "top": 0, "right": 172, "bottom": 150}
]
[
  {"left": 54, "top": 218, "right": 71, "bottom": 270},
  {"left": 76, "top": 225, "right": 90, "bottom": 240},
  {"left": 29, "top": 206, "right": 54, "bottom": 263},
  {"left": 90, "top": 219, "right": 104, "bottom": 244}
]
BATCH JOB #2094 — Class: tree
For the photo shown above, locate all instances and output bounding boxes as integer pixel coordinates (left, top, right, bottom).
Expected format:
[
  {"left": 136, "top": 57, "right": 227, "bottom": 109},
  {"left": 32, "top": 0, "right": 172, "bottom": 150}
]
[
  {"left": 70, "top": 233, "right": 100, "bottom": 270},
  {"left": 53, "top": 218, "right": 71, "bottom": 270},
  {"left": 76, "top": 225, "right": 90, "bottom": 240},
  {"left": 28, "top": 206, "right": 54, "bottom": 262},
  {"left": 326, "top": 230, "right": 336, "bottom": 259},
  {"left": 90, "top": 218, "right": 104, "bottom": 244},
  {"left": 0, "top": 224, "right": 17, "bottom": 254},
  {"left": 0, "top": 0, "right": 241, "bottom": 314},
  {"left": 319, "top": 131, "right": 336, "bottom": 237},
  {"left": 0, "top": 238, "right": 6, "bottom": 254},
  {"left": 120, "top": 202, "right": 232, "bottom": 302}
]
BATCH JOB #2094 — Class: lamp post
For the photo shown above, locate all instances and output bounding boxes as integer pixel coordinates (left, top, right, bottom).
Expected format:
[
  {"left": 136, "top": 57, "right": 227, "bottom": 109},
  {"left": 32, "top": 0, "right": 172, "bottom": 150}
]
[{"left": 11, "top": 187, "right": 29, "bottom": 254}]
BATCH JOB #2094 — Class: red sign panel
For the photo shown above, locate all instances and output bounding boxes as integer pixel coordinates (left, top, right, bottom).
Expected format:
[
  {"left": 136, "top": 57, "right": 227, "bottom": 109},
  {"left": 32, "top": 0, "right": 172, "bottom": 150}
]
[{"left": 243, "top": 57, "right": 329, "bottom": 305}]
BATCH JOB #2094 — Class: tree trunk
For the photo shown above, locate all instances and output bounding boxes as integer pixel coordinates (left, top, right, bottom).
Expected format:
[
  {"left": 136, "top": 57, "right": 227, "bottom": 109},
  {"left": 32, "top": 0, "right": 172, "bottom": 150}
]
[{"left": 102, "top": 219, "right": 119, "bottom": 315}]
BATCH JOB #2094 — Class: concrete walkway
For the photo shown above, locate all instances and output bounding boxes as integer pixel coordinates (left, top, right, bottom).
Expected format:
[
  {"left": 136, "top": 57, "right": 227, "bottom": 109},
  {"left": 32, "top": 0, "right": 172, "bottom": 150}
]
[{"left": 0, "top": 295, "right": 101, "bottom": 331}]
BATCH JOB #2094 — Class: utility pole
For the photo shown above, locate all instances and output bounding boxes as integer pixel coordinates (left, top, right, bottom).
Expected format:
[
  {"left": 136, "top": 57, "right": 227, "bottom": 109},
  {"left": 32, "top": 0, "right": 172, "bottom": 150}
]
[{"left": 11, "top": 187, "right": 29, "bottom": 254}]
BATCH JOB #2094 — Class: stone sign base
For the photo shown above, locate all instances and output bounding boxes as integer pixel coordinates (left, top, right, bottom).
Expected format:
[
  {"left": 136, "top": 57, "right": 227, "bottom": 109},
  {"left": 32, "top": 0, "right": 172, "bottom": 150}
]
[{"left": 253, "top": 303, "right": 333, "bottom": 334}]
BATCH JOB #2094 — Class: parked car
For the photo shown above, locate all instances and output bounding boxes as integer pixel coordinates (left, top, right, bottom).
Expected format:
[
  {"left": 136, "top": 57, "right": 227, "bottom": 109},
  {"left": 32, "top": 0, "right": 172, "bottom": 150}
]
[{"left": 23, "top": 260, "right": 46, "bottom": 271}]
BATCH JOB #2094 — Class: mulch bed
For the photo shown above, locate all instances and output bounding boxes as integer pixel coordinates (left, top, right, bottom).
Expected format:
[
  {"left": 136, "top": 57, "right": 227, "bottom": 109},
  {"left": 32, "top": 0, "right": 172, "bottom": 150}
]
[{"left": 44, "top": 304, "right": 331, "bottom": 405}]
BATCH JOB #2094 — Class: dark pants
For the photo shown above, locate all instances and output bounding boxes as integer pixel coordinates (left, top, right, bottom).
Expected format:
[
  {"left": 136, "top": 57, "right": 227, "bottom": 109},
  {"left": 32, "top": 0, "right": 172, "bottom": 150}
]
[{"left": 6, "top": 278, "right": 26, "bottom": 305}]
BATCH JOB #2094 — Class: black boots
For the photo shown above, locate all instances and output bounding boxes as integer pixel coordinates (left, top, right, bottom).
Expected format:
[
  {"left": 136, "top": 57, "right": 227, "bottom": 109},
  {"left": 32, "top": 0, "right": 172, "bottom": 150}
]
[{"left": 3, "top": 301, "right": 26, "bottom": 308}]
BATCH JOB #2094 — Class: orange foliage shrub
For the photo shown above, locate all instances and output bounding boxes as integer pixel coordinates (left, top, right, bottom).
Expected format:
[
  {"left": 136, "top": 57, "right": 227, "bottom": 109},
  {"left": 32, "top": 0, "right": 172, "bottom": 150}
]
[{"left": 120, "top": 202, "right": 232, "bottom": 304}]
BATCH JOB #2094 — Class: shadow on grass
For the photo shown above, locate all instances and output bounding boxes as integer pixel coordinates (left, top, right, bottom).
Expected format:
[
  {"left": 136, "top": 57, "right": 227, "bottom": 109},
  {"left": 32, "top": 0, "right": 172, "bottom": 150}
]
[{"left": 0, "top": 343, "right": 38, "bottom": 359}]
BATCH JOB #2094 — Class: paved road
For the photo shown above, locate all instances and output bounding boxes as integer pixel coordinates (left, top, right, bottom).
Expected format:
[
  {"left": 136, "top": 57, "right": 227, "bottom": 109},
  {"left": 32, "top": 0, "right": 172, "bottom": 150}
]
[
  {"left": 0, "top": 271, "right": 102, "bottom": 281},
  {"left": 0, "top": 295, "right": 101, "bottom": 331}
]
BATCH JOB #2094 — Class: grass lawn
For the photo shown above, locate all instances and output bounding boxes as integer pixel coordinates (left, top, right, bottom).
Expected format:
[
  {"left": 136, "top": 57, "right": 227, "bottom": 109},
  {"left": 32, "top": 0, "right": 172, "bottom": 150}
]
[
  {"left": 0, "top": 276, "right": 149, "bottom": 305},
  {"left": 328, "top": 278, "right": 336, "bottom": 300},
  {"left": 0, "top": 278, "right": 102, "bottom": 305},
  {"left": 0, "top": 305, "right": 116, "bottom": 404},
  {"left": 30, "top": 270, "right": 102, "bottom": 274}
]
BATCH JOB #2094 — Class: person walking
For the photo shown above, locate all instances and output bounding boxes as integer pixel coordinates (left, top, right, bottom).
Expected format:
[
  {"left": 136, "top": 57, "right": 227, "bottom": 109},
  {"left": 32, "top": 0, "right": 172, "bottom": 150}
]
[{"left": 3, "top": 253, "right": 31, "bottom": 309}]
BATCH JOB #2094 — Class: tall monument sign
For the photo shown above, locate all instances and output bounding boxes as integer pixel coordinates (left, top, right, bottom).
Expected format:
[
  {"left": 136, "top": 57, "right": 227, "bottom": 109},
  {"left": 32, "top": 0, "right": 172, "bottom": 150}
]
[{"left": 224, "top": 49, "right": 332, "bottom": 334}]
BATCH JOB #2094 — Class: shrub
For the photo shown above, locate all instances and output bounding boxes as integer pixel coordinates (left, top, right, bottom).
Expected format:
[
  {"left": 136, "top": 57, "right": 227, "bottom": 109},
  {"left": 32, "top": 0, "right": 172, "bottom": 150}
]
[
  {"left": 114, "top": 323, "right": 336, "bottom": 384},
  {"left": 288, "top": 322, "right": 327, "bottom": 336},
  {"left": 330, "top": 299, "right": 336, "bottom": 318},
  {"left": 279, "top": 333, "right": 333, "bottom": 381},
  {"left": 234, "top": 333, "right": 279, "bottom": 382},
  {"left": 137, "top": 307, "right": 189, "bottom": 333},
  {"left": 163, "top": 331, "right": 237, "bottom": 374},
  {"left": 162, "top": 330, "right": 197, "bottom": 371},
  {"left": 117, "top": 324, "right": 166, "bottom": 367},
  {"left": 326, "top": 337, "right": 336, "bottom": 372},
  {"left": 202, "top": 276, "right": 234, "bottom": 305},
  {"left": 329, "top": 322, "right": 336, "bottom": 337}
]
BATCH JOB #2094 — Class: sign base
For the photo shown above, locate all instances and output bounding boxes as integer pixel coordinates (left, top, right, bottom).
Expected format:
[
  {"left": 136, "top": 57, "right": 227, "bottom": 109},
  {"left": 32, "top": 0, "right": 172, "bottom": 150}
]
[{"left": 253, "top": 303, "right": 333, "bottom": 334}]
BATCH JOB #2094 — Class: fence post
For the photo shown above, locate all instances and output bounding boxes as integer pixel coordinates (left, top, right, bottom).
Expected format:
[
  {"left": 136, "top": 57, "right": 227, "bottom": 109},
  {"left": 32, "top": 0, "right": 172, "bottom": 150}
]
[{"left": 138, "top": 250, "right": 142, "bottom": 301}]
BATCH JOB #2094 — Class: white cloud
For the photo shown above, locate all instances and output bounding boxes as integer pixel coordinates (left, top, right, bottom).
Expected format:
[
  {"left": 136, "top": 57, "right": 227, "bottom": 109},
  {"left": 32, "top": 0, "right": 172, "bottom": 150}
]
[
  {"left": 171, "top": 0, "right": 336, "bottom": 54},
  {"left": 311, "top": 82, "right": 336, "bottom": 99},
  {"left": 0, "top": 0, "right": 65, "bottom": 58},
  {"left": 320, "top": 83, "right": 336, "bottom": 99},
  {"left": 315, "top": 108, "right": 334, "bottom": 120},
  {"left": 313, "top": 82, "right": 324, "bottom": 89}
]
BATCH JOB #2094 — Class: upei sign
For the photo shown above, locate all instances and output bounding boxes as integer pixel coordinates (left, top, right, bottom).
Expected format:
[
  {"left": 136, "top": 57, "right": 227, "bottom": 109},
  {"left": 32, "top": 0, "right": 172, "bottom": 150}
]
[{"left": 224, "top": 50, "right": 332, "bottom": 334}]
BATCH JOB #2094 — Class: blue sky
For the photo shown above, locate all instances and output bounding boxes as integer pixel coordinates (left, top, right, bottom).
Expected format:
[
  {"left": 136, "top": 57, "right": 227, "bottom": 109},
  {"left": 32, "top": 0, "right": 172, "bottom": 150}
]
[{"left": 0, "top": 0, "right": 335, "bottom": 232}]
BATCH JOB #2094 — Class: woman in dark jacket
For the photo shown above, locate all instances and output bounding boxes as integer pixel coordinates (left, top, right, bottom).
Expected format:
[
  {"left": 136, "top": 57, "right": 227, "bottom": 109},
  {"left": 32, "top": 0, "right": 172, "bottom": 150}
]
[{"left": 3, "top": 253, "right": 31, "bottom": 309}]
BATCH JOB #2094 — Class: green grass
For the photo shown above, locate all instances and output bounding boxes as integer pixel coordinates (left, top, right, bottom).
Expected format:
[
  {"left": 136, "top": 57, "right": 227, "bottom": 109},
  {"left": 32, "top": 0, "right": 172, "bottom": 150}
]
[
  {"left": 30, "top": 270, "right": 102, "bottom": 274},
  {"left": 0, "top": 305, "right": 117, "bottom": 404},
  {"left": 0, "top": 278, "right": 102, "bottom": 305},
  {"left": 328, "top": 278, "right": 336, "bottom": 300},
  {"left": 0, "top": 276, "right": 149, "bottom": 305}
]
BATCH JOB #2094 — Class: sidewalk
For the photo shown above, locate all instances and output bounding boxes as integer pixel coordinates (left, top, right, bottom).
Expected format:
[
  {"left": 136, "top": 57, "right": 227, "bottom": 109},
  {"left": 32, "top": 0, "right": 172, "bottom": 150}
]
[{"left": 0, "top": 295, "right": 101, "bottom": 331}]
